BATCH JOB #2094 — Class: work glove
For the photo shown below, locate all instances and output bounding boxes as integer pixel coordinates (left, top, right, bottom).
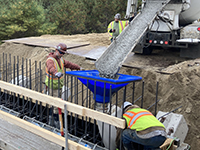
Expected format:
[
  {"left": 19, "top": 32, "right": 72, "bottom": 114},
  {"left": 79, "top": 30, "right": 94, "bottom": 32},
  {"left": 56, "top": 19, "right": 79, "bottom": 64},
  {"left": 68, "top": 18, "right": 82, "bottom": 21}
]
[
  {"left": 55, "top": 72, "right": 63, "bottom": 78},
  {"left": 109, "top": 29, "right": 115, "bottom": 33}
]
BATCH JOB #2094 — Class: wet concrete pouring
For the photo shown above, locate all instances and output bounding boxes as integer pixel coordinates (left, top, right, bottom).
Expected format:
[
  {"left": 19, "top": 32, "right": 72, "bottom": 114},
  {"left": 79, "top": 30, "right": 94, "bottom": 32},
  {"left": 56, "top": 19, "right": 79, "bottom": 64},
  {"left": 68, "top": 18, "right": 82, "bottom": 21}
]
[{"left": 95, "top": 0, "right": 171, "bottom": 78}]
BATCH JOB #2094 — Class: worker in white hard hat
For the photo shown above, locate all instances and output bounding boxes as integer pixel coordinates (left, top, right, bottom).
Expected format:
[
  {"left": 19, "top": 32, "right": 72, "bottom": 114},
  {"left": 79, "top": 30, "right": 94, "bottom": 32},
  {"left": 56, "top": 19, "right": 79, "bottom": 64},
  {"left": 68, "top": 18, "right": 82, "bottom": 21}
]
[
  {"left": 107, "top": 13, "right": 129, "bottom": 42},
  {"left": 116, "top": 101, "right": 166, "bottom": 150}
]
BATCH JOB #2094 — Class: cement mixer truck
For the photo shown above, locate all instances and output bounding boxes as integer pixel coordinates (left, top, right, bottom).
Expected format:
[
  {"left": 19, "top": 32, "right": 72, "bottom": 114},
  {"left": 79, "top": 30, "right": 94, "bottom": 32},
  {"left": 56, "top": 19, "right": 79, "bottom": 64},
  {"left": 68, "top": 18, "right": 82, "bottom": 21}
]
[{"left": 126, "top": 0, "right": 200, "bottom": 58}]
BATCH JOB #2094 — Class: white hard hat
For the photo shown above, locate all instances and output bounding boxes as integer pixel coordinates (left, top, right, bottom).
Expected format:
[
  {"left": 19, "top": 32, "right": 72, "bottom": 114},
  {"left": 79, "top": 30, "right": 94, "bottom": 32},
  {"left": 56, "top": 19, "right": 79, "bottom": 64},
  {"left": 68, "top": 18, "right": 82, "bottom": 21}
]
[
  {"left": 114, "top": 13, "right": 121, "bottom": 19},
  {"left": 123, "top": 101, "right": 133, "bottom": 109}
]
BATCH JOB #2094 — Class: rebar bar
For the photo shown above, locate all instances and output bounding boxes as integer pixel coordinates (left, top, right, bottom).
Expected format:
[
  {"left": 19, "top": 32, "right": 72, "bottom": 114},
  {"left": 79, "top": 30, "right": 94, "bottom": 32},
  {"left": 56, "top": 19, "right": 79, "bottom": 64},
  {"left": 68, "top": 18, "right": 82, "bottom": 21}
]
[
  {"left": 64, "top": 104, "right": 68, "bottom": 150},
  {"left": 132, "top": 82, "right": 135, "bottom": 104},
  {"left": 141, "top": 81, "right": 144, "bottom": 108},
  {"left": 0, "top": 53, "right": 164, "bottom": 150},
  {"left": 155, "top": 82, "right": 159, "bottom": 116}
]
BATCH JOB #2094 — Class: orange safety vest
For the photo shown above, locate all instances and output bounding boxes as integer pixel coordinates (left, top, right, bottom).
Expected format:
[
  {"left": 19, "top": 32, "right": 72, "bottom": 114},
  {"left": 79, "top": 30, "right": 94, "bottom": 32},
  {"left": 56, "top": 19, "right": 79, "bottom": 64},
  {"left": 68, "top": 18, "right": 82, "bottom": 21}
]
[{"left": 123, "top": 108, "right": 165, "bottom": 131}]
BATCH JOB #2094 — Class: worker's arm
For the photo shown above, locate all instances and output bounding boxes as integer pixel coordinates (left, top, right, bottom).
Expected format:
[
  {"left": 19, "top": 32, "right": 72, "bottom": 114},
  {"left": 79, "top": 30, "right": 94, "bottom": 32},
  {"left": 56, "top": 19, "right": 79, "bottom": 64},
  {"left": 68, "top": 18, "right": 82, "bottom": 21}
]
[
  {"left": 129, "top": 13, "right": 135, "bottom": 23},
  {"left": 46, "top": 59, "right": 57, "bottom": 75},
  {"left": 64, "top": 59, "right": 81, "bottom": 70},
  {"left": 108, "top": 21, "right": 114, "bottom": 33},
  {"left": 107, "top": 21, "right": 114, "bottom": 39}
]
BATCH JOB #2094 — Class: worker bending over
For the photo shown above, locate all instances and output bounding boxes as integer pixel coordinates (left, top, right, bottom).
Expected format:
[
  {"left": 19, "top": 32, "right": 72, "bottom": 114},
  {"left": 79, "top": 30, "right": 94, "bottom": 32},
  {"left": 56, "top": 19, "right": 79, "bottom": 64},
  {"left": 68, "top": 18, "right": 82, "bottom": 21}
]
[
  {"left": 107, "top": 13, "right": 129, "bottom": 42},
  {"left": 45, "top": 43, "right": 81, "bottom": 127},
  {"left": 116, "top": 102, "right": 166, "bottom": 150}
]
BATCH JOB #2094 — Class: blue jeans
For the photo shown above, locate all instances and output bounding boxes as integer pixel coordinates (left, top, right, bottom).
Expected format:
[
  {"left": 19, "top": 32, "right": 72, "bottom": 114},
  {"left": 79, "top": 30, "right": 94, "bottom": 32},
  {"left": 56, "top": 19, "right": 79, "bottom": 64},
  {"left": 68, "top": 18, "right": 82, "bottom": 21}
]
[{"left": 122, "top": 129, "right": 166, "bottom": 150}]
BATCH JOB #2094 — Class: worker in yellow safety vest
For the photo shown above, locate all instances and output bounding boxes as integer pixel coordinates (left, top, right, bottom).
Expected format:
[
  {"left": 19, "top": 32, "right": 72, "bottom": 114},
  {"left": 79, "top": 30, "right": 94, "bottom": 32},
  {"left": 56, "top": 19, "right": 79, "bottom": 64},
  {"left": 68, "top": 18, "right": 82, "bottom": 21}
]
[
  {"left": 45, "top": 43, "right": 81, "bottom": 95},
  {"left": 116, "top": 102, "right": 166, "bottom": 150},
  {"left": 45, "top": 43, "right": 81, "bottom": 128},
  {"left": 107, "top": 13, "right": 129, "bottom": 42}
]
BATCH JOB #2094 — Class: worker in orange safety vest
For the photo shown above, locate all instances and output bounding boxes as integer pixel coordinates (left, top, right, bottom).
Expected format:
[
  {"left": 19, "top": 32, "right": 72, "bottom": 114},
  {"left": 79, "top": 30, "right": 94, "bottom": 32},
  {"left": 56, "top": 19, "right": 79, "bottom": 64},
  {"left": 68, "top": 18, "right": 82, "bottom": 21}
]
[
  {"left": 107, "top": 13, "right": 129, "bottom": 42},
  {"left": 116, "top": 102, "right": 166, "bottom": 150}
]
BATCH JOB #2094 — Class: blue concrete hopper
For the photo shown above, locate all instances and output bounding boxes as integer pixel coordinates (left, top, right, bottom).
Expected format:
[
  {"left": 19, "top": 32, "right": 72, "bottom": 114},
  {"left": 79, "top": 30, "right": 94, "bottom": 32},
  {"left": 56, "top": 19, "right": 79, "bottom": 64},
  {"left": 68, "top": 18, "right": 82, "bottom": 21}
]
[{"left": 65, "top": 70, "right": 142, "bottom": 103}]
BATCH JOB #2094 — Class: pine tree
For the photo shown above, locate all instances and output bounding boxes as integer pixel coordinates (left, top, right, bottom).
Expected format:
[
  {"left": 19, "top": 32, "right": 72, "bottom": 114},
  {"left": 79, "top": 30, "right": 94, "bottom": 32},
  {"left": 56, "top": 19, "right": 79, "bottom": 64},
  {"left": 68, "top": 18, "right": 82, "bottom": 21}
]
[
  {"left": 84, "top": 0, "right": 127, "bottom": 33},
  {"left": 46, "top": 0, "right": 87, "bottom": 35},
  {"left": 0, "top": 0, "right": 56, "bottom": 40}
]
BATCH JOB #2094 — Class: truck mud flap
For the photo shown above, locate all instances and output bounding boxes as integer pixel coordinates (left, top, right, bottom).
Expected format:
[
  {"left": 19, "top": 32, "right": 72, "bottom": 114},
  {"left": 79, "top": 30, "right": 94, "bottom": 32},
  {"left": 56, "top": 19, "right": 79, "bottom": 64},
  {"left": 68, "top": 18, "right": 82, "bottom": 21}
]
[{"left": 180, "top": 44, "right": 200, "bottom": 58}]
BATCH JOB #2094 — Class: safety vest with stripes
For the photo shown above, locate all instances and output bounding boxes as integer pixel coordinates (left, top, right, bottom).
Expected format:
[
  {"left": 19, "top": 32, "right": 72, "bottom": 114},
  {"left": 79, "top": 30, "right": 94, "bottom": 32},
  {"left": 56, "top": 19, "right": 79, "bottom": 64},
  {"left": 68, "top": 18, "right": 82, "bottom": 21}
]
[
  {"left": 123, "top": 108, "right": 165, "bottom": 131},
  {"left": 107, "top": 20, "right": 129, "bottom": 39},
  {"left": 45, "top": 57, "right": 64, "bottom": 89}
]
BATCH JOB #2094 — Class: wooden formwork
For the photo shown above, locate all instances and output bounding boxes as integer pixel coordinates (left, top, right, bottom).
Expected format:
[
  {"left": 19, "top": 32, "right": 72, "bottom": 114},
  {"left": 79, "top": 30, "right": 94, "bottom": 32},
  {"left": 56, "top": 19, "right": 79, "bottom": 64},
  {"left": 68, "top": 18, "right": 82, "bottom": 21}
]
[{"left": 0, "top": 80, "right": 125, "bottom": 149}]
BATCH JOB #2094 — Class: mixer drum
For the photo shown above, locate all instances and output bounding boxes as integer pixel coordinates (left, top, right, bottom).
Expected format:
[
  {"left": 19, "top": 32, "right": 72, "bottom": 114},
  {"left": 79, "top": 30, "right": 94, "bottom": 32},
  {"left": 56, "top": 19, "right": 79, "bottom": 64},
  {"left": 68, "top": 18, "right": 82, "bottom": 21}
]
[{"left": 179, "top": 0, "right": 200, "bottom": 25}]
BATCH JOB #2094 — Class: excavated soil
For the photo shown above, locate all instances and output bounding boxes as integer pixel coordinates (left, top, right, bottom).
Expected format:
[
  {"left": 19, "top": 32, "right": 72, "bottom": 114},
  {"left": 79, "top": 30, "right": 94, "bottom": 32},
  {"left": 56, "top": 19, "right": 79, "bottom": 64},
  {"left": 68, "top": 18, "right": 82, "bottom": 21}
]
[{"left": 0, "top": 33, "right": 200, "bottom": 149}]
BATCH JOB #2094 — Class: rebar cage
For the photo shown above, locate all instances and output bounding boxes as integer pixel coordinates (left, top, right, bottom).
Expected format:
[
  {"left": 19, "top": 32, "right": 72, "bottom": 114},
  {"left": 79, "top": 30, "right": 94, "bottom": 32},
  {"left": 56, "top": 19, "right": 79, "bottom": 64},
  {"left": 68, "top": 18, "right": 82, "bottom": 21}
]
[{"left": 0, "top": 53, "right": 160, "bottom": 150}]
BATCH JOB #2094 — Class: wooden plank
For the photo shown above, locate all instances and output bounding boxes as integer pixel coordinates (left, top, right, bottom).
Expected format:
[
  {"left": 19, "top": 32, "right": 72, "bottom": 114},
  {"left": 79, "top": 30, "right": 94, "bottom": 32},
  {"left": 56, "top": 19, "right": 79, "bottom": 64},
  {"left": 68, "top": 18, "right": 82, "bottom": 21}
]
[
  {"left": 84, "top": 108, "right": 125, "bottom": 129},
  {"left": 3, "top": 37, "right": 90, "bottom": 49},
  {"left": 0, "top": 80, "right": 125, "bottom": 129},
  {"left": 0, "top": 110, "right": 90, "bottom": 150},
  {"left": 0, "top": 118, "right": 61, "bottom": 150},
  {"left": 83, "top": 46, "right": 107, "bottom": 60}
]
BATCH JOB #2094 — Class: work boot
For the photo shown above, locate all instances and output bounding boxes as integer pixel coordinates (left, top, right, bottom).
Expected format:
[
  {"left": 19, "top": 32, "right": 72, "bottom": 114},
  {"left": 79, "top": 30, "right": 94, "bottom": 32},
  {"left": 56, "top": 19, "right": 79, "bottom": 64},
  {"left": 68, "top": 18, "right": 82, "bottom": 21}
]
[
  {"left": 48, "top": 115, "right": 54, "bottom": 126},
  {"left": 53, "top": 114, "right": 60, "bottom": 129},
  {"left": 54, "top": 120, "right": 60, "bottom": 129},
  {"left": 48, "top": 107, "right": 54, "bottom": 126},
  {"left": 48, "top": 113, "right": 59, "bottom": 129}
]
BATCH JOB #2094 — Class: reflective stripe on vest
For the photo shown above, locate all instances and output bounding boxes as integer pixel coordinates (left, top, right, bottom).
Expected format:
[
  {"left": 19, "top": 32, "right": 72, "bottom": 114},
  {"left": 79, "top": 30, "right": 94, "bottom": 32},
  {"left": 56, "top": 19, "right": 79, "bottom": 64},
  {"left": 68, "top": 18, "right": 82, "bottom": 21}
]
[
  {"left": 123, "top": 108, "right": 165, "bottom": 131},
  {"left": 45, "top": 73, "right": 58, "bottom": 79},
  {"left": 45, "top": 58, "right": 59, "bottom": 80},
  {"left": 45, "top": 57, "right": 64, "bottom": 80},
  {"left": 108, "top": 22, "right": 114, "bottom": 38},
  {"left": 119, "top": 21, "right": 128, "bottom": 33},
  {"left": 124, "top": 111, "right": 152, "bottom": 128},
  {"left": 107, "top": 21, "right": 128, "bottom": 39},
  {"left": 119, "top": 21, "right": 124, "bottom": 31},
  {"left": 45, "top": 57, "right": 64, "bottom": 89},
  {"left": 125, "top": 21, "right": 128, "bottom": 26}
]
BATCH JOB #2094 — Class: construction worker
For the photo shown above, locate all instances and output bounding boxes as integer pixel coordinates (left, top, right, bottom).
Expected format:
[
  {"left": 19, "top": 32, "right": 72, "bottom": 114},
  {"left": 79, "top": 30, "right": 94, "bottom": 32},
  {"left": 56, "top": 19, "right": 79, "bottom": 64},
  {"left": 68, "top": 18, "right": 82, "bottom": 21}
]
[
  {"left": 116, "top": 102, "right": 166, "bottom": 150},
  {"left": 45, "top": 43, "right": 81, "bottom": 128},
  {"left": 107, "top": 13, "right": 129, "bottom": 42}
]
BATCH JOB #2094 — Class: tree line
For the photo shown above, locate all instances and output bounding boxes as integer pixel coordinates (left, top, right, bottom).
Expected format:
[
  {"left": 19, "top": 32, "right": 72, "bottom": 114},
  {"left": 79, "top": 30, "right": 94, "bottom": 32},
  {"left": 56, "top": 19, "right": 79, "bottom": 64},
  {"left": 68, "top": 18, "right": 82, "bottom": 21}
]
[{"left": 0, "top": 0, "right": 142, "bottom": 41}]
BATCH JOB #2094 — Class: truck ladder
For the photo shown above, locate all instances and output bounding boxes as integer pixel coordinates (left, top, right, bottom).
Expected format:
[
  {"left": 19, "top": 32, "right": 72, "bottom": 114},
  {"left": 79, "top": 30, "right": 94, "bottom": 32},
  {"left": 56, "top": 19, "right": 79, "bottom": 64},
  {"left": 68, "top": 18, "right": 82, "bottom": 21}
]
[{"left": 95, "top": 0, "right": 171, "bottom": 78}]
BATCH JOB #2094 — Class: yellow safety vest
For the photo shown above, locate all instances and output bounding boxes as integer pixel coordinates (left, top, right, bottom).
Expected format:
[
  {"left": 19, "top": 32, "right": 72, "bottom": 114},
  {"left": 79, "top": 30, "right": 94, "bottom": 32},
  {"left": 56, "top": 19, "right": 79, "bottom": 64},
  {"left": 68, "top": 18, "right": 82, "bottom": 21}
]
[
  {"left": 107, "top": 20, "right": 129, "bottom": 39},
  {"left": 45, "top": 57, "right": 64, "bottom": 89},
  {"left": 123, "top": 108, "right": 165, "bottom": 131}
]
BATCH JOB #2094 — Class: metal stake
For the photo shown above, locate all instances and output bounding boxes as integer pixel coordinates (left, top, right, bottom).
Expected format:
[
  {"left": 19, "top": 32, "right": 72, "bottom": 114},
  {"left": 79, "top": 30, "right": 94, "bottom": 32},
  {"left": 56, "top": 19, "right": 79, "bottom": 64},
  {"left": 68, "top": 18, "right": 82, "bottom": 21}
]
[{"left": 64, "top": 104, "right": 68, "bottom": 150}]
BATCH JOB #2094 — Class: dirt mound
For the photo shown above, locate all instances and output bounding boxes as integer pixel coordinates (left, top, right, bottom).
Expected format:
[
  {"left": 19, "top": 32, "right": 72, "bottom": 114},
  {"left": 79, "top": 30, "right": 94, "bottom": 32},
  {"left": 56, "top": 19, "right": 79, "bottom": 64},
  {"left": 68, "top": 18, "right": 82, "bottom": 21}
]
[
  {"left": 0, "top": 33, "right": 200, "bottom": 149},
  {"left": 119, "top": 63, "right": 200, "bottom": 148}
]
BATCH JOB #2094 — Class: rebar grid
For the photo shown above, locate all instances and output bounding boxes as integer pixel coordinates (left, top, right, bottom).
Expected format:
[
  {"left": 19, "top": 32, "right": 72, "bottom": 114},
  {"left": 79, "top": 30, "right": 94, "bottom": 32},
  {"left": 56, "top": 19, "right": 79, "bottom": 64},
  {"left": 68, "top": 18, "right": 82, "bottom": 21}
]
[{"left": 0, "top": 53, "right": 160, "bottom": 150}]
